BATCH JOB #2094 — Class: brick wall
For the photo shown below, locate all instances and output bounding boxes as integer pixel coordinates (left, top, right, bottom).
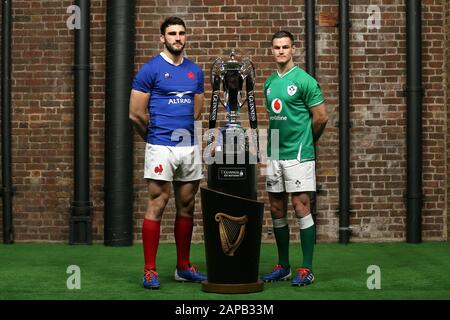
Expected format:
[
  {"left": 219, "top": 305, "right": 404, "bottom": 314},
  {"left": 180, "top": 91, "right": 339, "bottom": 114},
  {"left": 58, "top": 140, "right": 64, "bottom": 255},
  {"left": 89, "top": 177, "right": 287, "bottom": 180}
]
[
  {"left": 420, "top": 0, "right": 447, "bottom": 241},
  {"left": 0, "top": 0, "right": 448, "bottom": 243}
]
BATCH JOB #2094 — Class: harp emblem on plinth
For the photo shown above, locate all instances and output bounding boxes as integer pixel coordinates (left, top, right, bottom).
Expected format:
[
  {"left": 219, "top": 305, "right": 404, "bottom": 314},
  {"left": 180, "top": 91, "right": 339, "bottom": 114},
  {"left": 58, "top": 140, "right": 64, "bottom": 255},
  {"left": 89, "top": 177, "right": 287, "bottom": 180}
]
[{"left": 215, "top": 212, "right": 248, "bottom": 256}]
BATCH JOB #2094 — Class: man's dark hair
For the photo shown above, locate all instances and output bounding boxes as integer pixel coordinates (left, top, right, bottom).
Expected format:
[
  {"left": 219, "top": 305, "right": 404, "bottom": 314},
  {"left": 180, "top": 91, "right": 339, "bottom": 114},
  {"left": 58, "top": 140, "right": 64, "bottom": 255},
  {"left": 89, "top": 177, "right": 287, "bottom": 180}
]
[
  {"left": 271, "top": 30, "right": 295, "bottom": 44},
  {"left": 160, "top": 16, "right": 186, "bottom": 35}
]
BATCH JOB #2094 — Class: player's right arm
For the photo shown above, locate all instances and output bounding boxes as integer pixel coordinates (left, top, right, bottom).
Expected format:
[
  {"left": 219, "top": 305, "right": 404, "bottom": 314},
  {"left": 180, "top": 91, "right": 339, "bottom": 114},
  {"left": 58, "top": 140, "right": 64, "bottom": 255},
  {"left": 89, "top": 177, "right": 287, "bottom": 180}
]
[{"left": 129, "top": 89, "right": 150, "bottom": 141}]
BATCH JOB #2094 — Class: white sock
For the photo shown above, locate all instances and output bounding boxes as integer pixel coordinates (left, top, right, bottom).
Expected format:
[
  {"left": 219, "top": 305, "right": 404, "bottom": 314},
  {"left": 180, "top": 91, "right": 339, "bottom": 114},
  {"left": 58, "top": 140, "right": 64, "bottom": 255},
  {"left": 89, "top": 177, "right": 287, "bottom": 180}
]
[
  {"left": 298, "top": 214, "right": 314, "bottom": 229},
  {"left": 273, "top": 217, "right": 288, "bottom": 228}
]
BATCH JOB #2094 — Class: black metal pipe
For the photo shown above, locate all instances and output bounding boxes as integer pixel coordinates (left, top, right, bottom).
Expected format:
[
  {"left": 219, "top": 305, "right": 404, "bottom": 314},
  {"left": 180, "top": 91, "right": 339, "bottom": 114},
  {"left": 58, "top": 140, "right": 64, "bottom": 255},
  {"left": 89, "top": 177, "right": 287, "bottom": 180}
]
[
  {"left": 305, "top": 0, "right": 316, "bottom": 78},
  {"left": 305, "top": 0, "right": 318, "bottom": 243},
  {"left": 104, "top": 0, "right": 135, "bottom": 246},
  {"left": 338, "top": 0, "right": 351, "bottom": 244},
  {"left": 405, "top": 0, "right": 422, "bottom": 243},
  {"left": 70, "top": 0, "right": 92, "bottom": 245},
  {"left": 2, "top": 0, "right": 14, "bottom": 244}
]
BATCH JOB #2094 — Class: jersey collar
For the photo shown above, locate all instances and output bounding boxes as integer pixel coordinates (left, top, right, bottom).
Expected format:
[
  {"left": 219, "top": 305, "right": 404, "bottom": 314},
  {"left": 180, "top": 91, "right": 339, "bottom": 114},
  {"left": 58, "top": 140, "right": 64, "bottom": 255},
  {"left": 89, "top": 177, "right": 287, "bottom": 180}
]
[
  {"left": 277, "top": 65, "right": 297, "bottom": 78},
  {"left": 160, "top": 52, "right": 184, "bottom": 66}
]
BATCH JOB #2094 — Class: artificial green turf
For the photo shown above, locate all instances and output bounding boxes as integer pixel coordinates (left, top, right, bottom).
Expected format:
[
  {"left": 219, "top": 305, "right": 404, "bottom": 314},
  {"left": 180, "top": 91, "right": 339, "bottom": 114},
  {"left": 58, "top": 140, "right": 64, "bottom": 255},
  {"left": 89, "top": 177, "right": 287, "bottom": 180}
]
[{"left": 0, "top": 242, "right": 449, "bottom": 300}]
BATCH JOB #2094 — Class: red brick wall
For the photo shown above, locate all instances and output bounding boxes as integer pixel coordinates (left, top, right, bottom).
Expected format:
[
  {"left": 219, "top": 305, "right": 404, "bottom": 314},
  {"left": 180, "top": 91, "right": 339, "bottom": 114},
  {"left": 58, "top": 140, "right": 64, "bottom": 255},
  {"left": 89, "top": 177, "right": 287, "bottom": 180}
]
[
  {"left": 420, "top": 0, "right": 447, "bottom": 241},
  {"left": 0, "top": 0, "right": 448, "bottom": 243}
]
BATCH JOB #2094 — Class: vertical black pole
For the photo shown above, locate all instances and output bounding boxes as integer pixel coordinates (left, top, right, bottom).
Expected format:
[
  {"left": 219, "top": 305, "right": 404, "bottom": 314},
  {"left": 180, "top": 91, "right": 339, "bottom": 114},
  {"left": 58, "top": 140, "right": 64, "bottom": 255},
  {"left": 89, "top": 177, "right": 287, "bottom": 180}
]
[
  {"left": 1, "top": 0, "right": 14, "bottom": 244},
  {"left": 70, "top": 0, "right": 92, "bottom": 245},
  {"left": 338, "top": 0, "right": 351, "bottom": 244},
  {"left": 305, "top": 0, "right": 316, "bottom": 78},
  {"left": 305, "top": 0, "right": 318, "bottom": 243},
  {"left": 104, "top": 0, "right": 135, "bottom": 246},
  {"left": 405, "top": 0, "right": 422, "bottom": 243}
]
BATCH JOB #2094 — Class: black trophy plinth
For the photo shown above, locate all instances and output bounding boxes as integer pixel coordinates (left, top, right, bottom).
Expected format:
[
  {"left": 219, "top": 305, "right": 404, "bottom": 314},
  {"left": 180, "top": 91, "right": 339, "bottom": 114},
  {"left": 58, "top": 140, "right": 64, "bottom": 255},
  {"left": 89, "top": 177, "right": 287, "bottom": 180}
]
[
  {"left": 207, "top": 132, "right": 258, "bottom": 200},
  {"left": 201, "top": 187, "right": 264, "bottom": 294}
]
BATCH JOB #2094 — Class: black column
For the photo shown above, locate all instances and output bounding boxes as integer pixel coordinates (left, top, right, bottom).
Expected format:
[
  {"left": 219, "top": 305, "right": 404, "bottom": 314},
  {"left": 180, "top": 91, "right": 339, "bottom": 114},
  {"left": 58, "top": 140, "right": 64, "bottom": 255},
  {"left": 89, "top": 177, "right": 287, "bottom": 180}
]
[
  {"left": 405, "top": 0, "right": 423, "bottom": 243},
  {"left": 1, "top": 0, "right": 14, "bottom": 244},
  {"left": 70, "top": 0, "right": 93, "bottom": 245},
  {"left": 338, "top": 0, "right": 351, "bottom": 244},
  {"left": 104, "top": 0, "right": 135, "bottom": 246},
  {"left": 305, "top": 0, "right": 319, "bottom": 243}
]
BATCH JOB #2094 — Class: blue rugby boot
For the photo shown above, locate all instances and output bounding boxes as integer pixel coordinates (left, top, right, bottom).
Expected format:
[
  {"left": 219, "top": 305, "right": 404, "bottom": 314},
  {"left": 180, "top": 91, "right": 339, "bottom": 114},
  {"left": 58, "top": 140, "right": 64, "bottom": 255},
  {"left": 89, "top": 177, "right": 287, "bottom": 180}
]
[
  {"left": 174, "top": 265, "right": 207, "bottom": 283},
  {"left": 143, "top": 269, "right": 160, "bottom": 289},
  {"left": 291, "top": 267, "right": 315, "bottom": 286},
  {"left": 260, "top": 264, "right": 291, "bottom": 282}
]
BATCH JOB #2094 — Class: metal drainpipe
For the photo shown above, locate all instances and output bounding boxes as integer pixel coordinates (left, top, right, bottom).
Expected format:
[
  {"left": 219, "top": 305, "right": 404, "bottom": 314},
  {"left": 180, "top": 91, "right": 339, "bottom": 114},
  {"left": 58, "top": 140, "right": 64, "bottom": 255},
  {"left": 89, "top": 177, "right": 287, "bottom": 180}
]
[
  {"left": 305, "top": 0, "right": 316, "bottom": 78},
  {"left": 338, "top": 0, "right": 351, "bottom": 244},
  {"left": 1, "top": 0, "right": 14, "bottom": 244},
  {"left": 405, "top": 0, "right": 423, "bottom": 243},
  {"left": 70, "top": 0, "right": 93, "bottom": 245},
  {"left": 104, "top": 0, "right": 135, "bottom": 246},
  {"left": 305, "top": 0, "right": 319, "bottom": 243}
]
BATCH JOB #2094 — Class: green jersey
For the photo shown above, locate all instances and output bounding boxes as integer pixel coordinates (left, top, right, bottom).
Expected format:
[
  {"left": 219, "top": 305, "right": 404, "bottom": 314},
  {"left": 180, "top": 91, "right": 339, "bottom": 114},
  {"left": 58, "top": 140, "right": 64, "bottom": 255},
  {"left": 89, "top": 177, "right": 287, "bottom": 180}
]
[{"left": 264, "top": 66, "right": 324, "bottom": 161}]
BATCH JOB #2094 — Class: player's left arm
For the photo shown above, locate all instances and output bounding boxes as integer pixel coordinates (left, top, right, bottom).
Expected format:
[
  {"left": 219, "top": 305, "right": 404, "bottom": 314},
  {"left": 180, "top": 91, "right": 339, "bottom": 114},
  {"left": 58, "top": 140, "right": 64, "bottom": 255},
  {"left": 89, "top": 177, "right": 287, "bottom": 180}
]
[
  {"left": 310, "top": 102, "right": 328, "bottom": 142},
  {"left": 194, "top": 93, "right": 204, "bottom": 120}
]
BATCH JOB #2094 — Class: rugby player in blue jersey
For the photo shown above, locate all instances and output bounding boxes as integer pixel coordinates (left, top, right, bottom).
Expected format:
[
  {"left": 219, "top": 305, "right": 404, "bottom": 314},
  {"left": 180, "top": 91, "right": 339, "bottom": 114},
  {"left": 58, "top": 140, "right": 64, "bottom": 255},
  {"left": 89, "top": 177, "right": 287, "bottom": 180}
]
[{"left": 129, "top": 16, "right": 206, "bottom": 289}]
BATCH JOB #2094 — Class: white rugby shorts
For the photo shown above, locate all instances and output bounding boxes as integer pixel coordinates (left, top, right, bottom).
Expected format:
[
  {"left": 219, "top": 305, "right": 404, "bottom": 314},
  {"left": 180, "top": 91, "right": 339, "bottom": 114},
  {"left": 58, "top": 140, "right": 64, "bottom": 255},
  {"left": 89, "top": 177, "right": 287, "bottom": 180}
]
[
  {"left": 265, "top": 159, "right": 316, "bottom": 193},
  {"left": 144, "top": 143, "right": 203, "bottom": 181}
]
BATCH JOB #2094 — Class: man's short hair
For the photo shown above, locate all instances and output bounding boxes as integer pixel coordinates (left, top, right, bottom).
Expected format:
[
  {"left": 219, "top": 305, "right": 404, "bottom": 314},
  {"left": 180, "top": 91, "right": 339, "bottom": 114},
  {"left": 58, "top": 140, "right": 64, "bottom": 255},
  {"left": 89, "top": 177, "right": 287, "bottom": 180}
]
[
  {"left": 271, "top": 30, "right": 295, "bottom": 45},
  {"left": 160, "top": 16, "right": 186, "bottom": 35}
]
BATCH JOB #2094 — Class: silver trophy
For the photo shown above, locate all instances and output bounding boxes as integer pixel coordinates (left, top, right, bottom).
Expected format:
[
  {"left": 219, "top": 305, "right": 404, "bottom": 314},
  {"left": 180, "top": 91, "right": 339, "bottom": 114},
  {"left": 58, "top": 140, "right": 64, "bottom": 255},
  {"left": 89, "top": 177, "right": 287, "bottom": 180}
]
[{"left": 207, "top": 51, "right": 259, "bottom": 162}]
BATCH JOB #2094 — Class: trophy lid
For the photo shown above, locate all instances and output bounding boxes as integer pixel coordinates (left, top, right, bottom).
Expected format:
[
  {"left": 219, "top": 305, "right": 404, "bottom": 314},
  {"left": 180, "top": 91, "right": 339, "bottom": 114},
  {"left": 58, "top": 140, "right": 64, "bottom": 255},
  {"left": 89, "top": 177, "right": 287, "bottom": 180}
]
[{"left": 224, "top": 51, "right": 242, "bottom": 70}]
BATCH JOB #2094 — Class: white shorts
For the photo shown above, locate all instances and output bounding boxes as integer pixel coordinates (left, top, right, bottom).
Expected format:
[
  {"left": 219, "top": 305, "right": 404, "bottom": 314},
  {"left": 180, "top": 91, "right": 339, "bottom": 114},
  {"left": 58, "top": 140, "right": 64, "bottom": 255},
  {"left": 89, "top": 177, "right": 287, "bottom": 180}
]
[
  {"left": 144, "top": 144, "right": 203, "bottom": 182},
  {"left": 265, "top": 159, "right": 316, "bottom": 193}
]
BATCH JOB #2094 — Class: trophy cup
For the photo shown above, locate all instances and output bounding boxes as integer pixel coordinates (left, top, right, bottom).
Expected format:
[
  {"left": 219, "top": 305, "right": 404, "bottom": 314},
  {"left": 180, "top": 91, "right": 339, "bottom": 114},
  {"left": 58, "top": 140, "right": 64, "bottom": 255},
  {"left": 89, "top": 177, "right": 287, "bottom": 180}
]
[
  {"left": 205, "top": 51, "right": 259, "bottom": 198},
  {"left": 201, "top": 52, "right": 264, "bottom": 294}
]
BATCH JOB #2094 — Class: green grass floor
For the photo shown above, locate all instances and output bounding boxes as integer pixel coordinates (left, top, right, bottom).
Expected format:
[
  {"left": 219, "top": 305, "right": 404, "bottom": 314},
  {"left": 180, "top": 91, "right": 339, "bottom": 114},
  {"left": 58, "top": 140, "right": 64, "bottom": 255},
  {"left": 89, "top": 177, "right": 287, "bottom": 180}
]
[{"left": 1, "top": 242, "right": 449, "bottom": 300}]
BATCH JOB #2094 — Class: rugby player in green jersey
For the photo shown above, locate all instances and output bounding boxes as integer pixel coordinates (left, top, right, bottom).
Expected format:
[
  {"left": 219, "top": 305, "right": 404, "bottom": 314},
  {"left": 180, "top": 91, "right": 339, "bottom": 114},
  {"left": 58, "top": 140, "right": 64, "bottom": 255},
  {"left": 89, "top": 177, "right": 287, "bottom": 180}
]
[{"left": 261, "top": 31, "right": 328, "bottom": 286}]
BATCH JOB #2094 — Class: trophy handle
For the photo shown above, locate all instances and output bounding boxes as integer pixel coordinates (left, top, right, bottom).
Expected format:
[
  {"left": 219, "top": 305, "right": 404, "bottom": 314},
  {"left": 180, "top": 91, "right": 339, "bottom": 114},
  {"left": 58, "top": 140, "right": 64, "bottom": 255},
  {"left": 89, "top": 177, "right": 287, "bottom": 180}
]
[
  {"left": 245, "top": 75, "right": 257, "bottom": 130},
  {"left": 209, "top": 74, "right": 221, "bottom": 130},
  {"left": 240, "top": 58, "right": 256, "bottom": 83},
  {"left": 245, "top": 75, "right": 260, "bottom": 163},
  {"left": 209, "top": 58, "right": 226, "bottom": 130}
]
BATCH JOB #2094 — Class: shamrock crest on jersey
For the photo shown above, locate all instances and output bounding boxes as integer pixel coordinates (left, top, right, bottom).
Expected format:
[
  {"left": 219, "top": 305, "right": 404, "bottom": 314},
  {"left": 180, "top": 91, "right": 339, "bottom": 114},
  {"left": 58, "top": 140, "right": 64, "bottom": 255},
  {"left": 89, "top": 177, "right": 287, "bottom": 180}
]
[{"left": 287, "top": 84, "right": 297, "bottom": 96}]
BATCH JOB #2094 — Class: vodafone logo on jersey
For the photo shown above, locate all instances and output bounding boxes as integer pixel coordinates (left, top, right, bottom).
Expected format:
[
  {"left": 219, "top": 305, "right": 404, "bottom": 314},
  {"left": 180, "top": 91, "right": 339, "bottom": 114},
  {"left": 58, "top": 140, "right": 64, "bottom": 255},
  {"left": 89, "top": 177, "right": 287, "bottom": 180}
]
[{"left": 271, "top": 98, "right": 283, "bottom": 114}]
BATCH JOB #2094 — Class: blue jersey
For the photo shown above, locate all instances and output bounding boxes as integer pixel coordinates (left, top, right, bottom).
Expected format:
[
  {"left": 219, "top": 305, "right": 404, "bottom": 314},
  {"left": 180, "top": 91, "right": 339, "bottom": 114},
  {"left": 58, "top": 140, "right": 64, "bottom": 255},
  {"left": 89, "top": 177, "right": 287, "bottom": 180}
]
[{"left": 132, "top": 53, "right": 204, "bottom": 146}]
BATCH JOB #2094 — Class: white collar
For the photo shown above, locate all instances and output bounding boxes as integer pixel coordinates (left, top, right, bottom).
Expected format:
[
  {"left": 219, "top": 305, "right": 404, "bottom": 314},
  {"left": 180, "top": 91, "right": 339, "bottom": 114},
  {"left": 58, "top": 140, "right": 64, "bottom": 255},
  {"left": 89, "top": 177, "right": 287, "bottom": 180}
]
[
  {"left": 277, "top": 65, "right": 297, "bottom": 78},
  {"left": 160, "top": 52, "right": 184, "bottom": 66}
]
